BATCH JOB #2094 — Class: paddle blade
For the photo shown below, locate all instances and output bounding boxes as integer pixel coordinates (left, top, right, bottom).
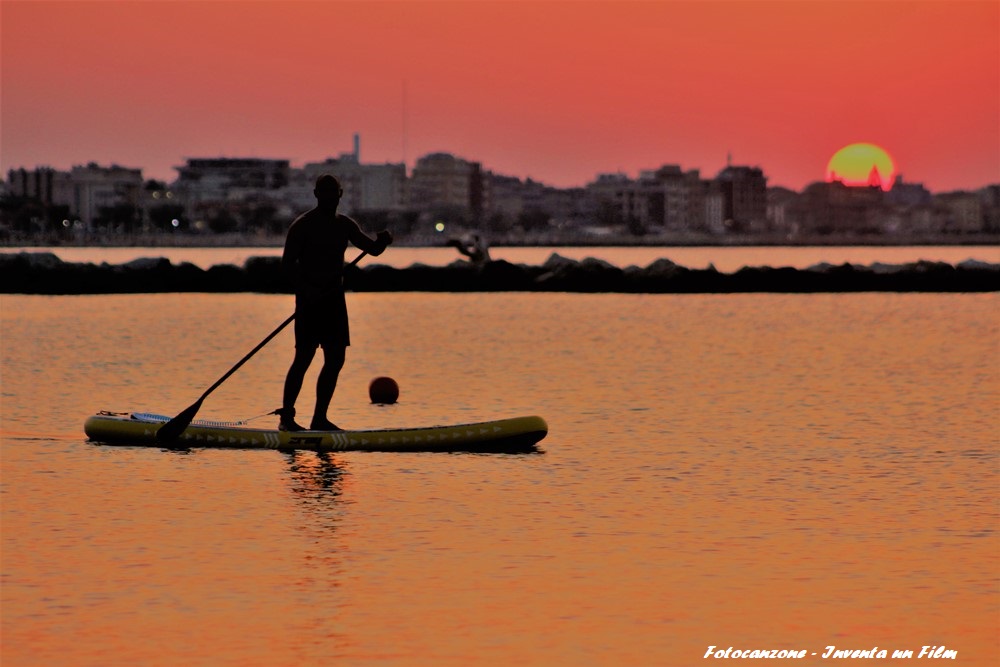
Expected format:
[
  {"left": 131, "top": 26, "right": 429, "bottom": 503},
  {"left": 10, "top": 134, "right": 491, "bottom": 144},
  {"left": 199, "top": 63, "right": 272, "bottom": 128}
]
[{"left": 156, "top": 400, "right": 203, "bottom": 442}]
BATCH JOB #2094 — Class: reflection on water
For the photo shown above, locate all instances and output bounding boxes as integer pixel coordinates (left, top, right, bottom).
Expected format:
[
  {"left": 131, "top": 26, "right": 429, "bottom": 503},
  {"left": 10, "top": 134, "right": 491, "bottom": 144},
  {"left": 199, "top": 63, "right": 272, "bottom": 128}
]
[
  {"left": 286, "top": 450, "right": 347, "bottom": 504},
  {"left": 1, "top": 292, "right": 997, "bottom": 666}
]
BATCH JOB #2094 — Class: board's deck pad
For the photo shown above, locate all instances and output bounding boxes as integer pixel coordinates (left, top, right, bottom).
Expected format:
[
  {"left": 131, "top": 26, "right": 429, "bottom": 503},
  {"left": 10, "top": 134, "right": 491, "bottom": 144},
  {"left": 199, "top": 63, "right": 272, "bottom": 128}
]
[{"left": 84, "top": 412, "right": 547, "bottom": 453}]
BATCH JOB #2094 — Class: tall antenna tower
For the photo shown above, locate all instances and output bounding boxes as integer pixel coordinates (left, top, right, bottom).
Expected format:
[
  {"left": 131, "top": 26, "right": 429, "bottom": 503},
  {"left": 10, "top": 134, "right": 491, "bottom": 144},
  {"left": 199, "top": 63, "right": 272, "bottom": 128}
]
[{"left": 401, "top": 79, "right": 409, "bottom": 169}]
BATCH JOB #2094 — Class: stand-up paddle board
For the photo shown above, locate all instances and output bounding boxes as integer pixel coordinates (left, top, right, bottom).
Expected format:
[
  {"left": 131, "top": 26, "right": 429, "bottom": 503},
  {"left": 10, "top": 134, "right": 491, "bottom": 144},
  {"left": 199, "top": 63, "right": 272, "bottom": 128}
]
[{"left": 84, "top": 412, "right": 547, "bottom": 453}]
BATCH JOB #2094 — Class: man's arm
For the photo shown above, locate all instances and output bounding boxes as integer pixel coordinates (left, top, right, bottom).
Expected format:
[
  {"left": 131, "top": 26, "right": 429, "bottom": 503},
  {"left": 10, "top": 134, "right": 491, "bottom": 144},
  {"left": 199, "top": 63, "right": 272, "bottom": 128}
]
[
  {"left": 281, "top": 221, "right": 303, "bottom": 289},
  {"left": 344, "top": 215, "right": 392, "bottom": 256}
]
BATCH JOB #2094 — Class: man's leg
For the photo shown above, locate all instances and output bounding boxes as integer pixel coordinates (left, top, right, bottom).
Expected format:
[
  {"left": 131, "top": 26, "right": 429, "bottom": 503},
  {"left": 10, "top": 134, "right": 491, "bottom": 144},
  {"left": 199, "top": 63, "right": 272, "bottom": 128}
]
[
  {"left": 280, "top": 345, "right": 316, "bottom": 430},
  {"left": 311, "top": 345, "right": 346, "bottom": 430}
]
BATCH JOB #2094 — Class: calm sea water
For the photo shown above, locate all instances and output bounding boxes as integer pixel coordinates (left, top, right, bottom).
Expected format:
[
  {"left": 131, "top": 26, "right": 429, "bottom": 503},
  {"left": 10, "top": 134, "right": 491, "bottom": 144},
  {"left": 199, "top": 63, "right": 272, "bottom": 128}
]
[
  {"left": 5, "top": 244, "right": 1000, "bottom": 271},
  {"left": 1, "top": 292, "right": 997, "bottom": 666}
]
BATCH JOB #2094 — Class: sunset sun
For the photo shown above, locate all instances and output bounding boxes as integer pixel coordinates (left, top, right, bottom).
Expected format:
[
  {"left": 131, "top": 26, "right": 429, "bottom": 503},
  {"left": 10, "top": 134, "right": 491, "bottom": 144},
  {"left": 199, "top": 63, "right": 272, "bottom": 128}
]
[{"left": 826, "top": 143, "right": 896, "bottom": 191}]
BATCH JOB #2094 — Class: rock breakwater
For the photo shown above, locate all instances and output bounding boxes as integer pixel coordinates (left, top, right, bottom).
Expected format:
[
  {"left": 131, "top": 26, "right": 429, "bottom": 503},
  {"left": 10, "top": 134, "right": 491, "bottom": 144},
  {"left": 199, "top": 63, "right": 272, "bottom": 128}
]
[{"left": 2, "top": 252, "right": 997, "bottom": 294}]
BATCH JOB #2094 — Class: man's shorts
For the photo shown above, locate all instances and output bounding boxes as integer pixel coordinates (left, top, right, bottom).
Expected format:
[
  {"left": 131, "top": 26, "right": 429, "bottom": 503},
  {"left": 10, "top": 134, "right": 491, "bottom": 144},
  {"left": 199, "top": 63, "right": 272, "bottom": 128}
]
[{"left": 294, "top": 291, "right": 350, "bottom": 349}]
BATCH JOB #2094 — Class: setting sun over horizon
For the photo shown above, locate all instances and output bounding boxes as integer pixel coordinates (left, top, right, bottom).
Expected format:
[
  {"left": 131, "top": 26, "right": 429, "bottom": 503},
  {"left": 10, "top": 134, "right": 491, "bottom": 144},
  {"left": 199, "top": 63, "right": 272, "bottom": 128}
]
[
  {"left": 2, "top": 1, "right": 998, "bottom": 193},
  {"left": 826, "top": 143, "right": 897, "bottom": 192}
]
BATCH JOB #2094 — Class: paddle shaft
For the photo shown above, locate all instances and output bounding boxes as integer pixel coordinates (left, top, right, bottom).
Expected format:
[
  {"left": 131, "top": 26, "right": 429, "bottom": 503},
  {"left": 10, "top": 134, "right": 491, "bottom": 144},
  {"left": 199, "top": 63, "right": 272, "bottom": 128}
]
[
  {"left": 156, "top": 250, "right": 368, "bottom": 441},
  {"left": 197, "top": 313, "right": 295, "bottom": 403}
]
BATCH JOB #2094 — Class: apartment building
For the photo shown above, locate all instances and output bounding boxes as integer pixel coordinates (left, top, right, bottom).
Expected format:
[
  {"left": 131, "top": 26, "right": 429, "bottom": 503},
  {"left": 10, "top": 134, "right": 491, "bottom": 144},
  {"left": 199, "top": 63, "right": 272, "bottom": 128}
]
[
  {"left": 935, "top": 191, "right": 984, "bottom": 234},
  {"left": 585, "top": 164, "right": 751, "bottom": 234},
  {"left": 173, "top": 158, "right": 290, "bottom": 202},
  {"left": 715, "top": 165, "right": 767, "bottom": 230},
  {"left": 793, "top": 181, "right": 886, "bottom": 234},
  {"left": 408, "top": 153, "right": 487, "bottom": 221},
  {"left": 6, "top": 163, "right": 142, "bottom": 228}
]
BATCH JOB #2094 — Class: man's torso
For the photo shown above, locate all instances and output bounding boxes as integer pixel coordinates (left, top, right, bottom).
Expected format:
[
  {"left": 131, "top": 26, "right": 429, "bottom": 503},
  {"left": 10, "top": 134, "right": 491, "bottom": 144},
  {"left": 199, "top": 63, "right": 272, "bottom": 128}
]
[{"left": 287, "top": 209, "right": 355, "bottom": 294}]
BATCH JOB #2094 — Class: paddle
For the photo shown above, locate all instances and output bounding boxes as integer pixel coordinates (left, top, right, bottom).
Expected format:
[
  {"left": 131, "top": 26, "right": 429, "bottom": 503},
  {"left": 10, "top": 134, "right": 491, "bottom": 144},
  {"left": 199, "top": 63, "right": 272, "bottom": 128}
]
[{"left": 156, "top": 250, "right": 369, "bottom": 443}]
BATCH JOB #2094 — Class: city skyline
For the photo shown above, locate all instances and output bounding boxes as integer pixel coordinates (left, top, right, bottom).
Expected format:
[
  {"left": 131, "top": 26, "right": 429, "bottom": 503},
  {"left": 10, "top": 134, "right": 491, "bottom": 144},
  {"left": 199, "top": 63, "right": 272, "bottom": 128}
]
[
  {"left": 2, "top": 1, "right": 998, "bottom": 194},
  {"left": 6, "top": 143, "right": 993, "bottom": 197}
]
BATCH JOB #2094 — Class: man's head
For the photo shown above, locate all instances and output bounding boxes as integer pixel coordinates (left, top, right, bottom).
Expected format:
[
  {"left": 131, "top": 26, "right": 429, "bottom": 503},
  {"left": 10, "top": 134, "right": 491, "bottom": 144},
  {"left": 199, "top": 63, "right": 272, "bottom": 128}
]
[{"left": 314, "top": 174, "right": 343, "bottom": 210}]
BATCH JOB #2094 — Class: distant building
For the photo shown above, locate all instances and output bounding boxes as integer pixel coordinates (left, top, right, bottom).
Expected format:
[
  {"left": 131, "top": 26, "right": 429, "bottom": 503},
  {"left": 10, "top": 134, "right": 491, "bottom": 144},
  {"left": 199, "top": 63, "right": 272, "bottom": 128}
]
[
  {"left": 715, "top": 165, "right": 767, "bottom": 231},
  {"left": 979, "top": 185, "right": 1000, "bottom": 232},
  {"left": 766, "top": 187, "right": 801, "bottom": 235},
  {"left": 586, "top": 172, "right": 639, "bottom": 229},
  {"left": 886, "top": 175, "right": 932, "bottom": 207},
  {"left": 174, "top": 158, "right": 290, "bottom": 201},
  {"left": 532, "top": 185, "right": 592, "bottom": 230},
  {"left": 7, "top": 167, "right": 72, "bottom": 207},
  {"left": 170, "top": 158, "right": 291, "bottom": 231},
  {"left": 934, "top": 191, "right": 983, "bottom": 234},
  {"left": 69, "top": 164, "right": 144, "bottom": 228},
  {"left": 794, "top": 181, "right": 885, "bottom": 235},
  {"left": 408, "top": 153, "right": 487, "bottom": 222},
  {"left": 487, "top": 174, "right": 527, "bottom": 220},
  {"left": 7, "top": 163, "right": 142, "bottom": 228},
  {"left": 641, "top": 165, "right": 707, "bottom": 232},
  {"left": 586, "top": 165, "right": 724, "bottom": 235},
  {"left": 703, "top": 185, "right": 725, "bottom": 234},
  {"left": 487, "top": 175, "right": 590, "bottom": 234}
]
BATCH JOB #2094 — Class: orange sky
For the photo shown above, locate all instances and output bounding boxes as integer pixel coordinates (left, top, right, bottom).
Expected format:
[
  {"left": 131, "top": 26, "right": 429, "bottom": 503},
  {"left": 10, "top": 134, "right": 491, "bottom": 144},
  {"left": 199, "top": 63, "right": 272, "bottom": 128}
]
[{"left": 2, "top": 0, "right": 998, "bottom": 192}]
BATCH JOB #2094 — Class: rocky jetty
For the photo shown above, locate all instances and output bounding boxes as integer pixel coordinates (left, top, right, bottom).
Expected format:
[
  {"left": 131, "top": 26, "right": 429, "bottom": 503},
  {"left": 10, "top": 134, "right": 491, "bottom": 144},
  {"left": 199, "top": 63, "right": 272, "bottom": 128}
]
[{"left": 2, "top": 251, "right": 997, "bottom": 294}]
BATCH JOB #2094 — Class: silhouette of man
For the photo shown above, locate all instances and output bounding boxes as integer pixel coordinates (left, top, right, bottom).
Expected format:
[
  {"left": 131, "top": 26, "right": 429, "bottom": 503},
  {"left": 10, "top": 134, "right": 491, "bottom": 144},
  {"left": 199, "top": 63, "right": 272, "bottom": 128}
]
[{"left": 277, "top": 174, "right": 392, "bottom": 431}]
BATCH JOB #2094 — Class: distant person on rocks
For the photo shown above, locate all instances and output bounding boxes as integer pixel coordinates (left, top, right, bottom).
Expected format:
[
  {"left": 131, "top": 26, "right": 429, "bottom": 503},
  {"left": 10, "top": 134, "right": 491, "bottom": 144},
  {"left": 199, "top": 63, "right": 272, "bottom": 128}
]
[
  {"left": 276, "top": 174, "right": 392, "bottom": 431},
  {"left": 448, "top": 233, "right": 491, "bottom": 267}
]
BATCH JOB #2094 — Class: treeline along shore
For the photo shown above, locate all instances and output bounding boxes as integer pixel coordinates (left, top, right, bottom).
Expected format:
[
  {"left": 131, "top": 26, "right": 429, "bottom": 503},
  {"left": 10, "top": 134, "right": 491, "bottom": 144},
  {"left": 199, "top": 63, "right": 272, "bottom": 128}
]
[{"left": 2, "top": 251, "right": 998, "bottom": 294}]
